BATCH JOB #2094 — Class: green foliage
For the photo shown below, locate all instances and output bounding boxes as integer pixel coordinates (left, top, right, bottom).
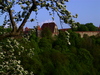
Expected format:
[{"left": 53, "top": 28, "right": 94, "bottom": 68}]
[
  {"left": 0, "top": 26, "right": 11, "bottom": 35},
  {"left": 0, "top": 28, "right": 100, "bottom": 75},
  {"left": 53, "top": 31, "right": 69, "bottom": 52},
  {"left": 38, "top": 37, "right": 52, "bottom": 51},
  {"left": 0, "top": 0, "right": 77, "bottom": 38},
  {"left": 77, "top": 24, "right": 89, "bottom": 31},
  {"left": 85, "top": 23, "right": 97, "bottom": 31},
  {"left": 0, "top": 0, "right": 100, "bottom": 75},
  {"left": 41, "top": 27, "right": 52, "bottom": 39},
  {"left": 0, "top": 38, "right": 34, "bottom": 75},
  {"left": 69, "top": 30, "right": 82, "bottom": 48},
  {"left": 76, "top": 23, "right": 97, "bottom": 31}
]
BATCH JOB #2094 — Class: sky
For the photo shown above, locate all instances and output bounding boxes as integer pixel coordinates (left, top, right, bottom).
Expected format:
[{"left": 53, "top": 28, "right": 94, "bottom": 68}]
[
  {"left": 0, "top": 0, "right": 100, "bottom": 29},
  {"left": 25, "top": 0, "right": 100, "bottom": 29}
]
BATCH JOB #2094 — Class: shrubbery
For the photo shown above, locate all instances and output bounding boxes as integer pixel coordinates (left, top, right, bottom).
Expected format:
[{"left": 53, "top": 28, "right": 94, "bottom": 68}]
[{"left": 0, "top": 30, "right": 100, "bottom": 75}]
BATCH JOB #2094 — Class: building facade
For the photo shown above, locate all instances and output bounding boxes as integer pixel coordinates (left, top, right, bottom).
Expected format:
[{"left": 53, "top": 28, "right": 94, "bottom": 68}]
[{"left": 37, "top": 22, "right": 59, "bottom": 37}]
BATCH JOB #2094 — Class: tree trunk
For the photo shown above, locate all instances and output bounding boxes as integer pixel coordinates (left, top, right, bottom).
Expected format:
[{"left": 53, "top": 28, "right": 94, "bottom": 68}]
[{"left": 0, "top": 0, "right": 38, "bottom": 40}]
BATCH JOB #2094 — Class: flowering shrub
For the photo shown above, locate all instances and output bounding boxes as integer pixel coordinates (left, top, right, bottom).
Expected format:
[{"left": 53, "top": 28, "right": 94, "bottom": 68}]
[
  {"left": 0, "top": 27, "right": 11, "bottom": 35},
  {"left": 0, "top": 38, "right": 34, "bottom": 75},
  {"left": 65, "top": 31, "right": 71, "bottom": 45}
]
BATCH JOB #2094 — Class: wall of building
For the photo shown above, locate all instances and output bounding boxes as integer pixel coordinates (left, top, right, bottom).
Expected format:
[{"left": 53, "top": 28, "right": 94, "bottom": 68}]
[{"left": 76, "top": 31, "right": 100, "bottom": 37}]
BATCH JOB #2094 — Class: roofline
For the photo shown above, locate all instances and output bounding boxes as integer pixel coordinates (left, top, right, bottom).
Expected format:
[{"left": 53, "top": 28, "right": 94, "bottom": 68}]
[
  {"left": 42, "top": 22, "right": 57, "bottom": 25},
  {"left": 76, "top": 31, "right": 100, "bottom": 32}
]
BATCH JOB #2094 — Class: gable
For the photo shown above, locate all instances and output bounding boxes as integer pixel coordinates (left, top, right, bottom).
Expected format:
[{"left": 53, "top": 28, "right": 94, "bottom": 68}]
[{"left": 41, "top": 22, "right": 57, "bottom": 33}]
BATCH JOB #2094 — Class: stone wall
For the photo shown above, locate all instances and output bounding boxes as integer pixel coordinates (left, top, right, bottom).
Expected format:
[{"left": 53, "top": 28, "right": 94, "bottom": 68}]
[{"left": 76, "top": 31, "right": 100, "bottom": 37}]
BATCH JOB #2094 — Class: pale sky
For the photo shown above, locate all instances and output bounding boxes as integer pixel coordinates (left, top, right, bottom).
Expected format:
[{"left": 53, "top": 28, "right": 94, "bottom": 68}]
[
  {"left": 0, "top": 0, "right": 100, "bottom": 29},
  {"left": 25, "top": 0, "right": 100, "bottom": 29}
]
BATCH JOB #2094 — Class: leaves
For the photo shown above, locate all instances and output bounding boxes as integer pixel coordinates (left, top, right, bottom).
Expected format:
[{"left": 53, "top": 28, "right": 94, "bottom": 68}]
[{"left": 0, "top": 28, "right": 100, "bottom": 75}]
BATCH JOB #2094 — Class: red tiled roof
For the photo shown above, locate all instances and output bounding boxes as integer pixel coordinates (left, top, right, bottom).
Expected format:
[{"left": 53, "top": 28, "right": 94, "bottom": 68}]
[
  {"left": 25, "top": 27, "right": 30, "bottom": 31},
  {"left": 41, "top": 22, "right": 56, "bottom": 33},
  {"left": 37, "top": 25, "right": 41, "bottom": 30},
  {"left": 59, "top": 28, "right": 71, "bottom": 31}
]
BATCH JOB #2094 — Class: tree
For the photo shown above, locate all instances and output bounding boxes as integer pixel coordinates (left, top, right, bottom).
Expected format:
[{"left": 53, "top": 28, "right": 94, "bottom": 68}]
[
  {"left": 41, "top": 27, "right": 52, "bottom": 38},
  {"left": 53, "top": 31, "right": 69, "bottom": 52},
  {"left": 77, "top": 24, "right": 89, "bottom": 31},
  {"left": 85, "top": 23, "right": 97, "bottom": 31},
  {"left": 0, "top": 38, "right": 34, "bottom": 74},
  {"left": 0, "top": 0, "right": 76, "bottom": 40}
]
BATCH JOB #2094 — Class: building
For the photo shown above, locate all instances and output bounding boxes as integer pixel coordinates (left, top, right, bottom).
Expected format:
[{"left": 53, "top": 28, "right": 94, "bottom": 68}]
[
  {"left": 24, "top": 27, "right": 30, "bottom": 33},
  {"left": 36, "top": 25, "right": 41, "bottom": 37},
  {"left": 37, "top": 22, "right": 59, "bottom": 37},
  {"left": 59, "top": 28, "right": 100, "bottom": 38},
  {"left": 76, "top": 31, "right": 100, "bottom": 38}
]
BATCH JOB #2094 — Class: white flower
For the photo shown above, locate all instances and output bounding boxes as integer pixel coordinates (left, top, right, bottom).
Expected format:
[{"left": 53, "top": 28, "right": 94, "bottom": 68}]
[
  {"left": 20, "top": 5, "right": 25, "bottom": 8},
  {"left": 68, "top": 41, "right": 71, "bottom": 45},
  {"left": 25, "top": 71, "right": 28, "bottom": 74},
  {"left": 3, "top": 51, "right": 6, "bottom": 54},
  {"left": 6, "top": 61, "right": 8, "bottom": 64},
  {"left": 18, "top": 52, "right": 21, "bottom": 55},
  {"left": 0, "top": 52, "right": 3, "bottom": 55},
  {"left": 18, "top": 2, "right": 22, "bottom": 4},
  {"left": 7, "top": 0, "right": 11, "bottom": 3},
  {"left": 17, "top": 60, "right": 21, "bottom": 64},
  {"left": 21, "top": 46, "right": 24, "bottom": 50},
  {"left": 29, "top": 5, "right": 32, "bottom": 8},
  {"left": 30, "top": 71, "right": 34, "bottom": 75},
  {"left": 16, "top": 42, "right": 19, "bottom": 45},
  {"left": 6, "top": 45, "right": 9, "bottom": 47},
  {"left": 3, "top": 62, "right": 5, "bottom": 65},
  {"left": 11, "top": 10, "right": 14, "bottom": 12},
  {"left": 9, "top": 45, "right": 13, "bottom": 48},
  {"left": 12, "top": 53, "right": 14, "bottom": 56},
  {"left": 7, "top": 39, "right": 11, "bottom": 43},
  {"left": 12, "top": 49, "right": 15, "bottom": 52},
  {"left": 65, "top": 31, "right": 69, "bottom": 35},
  {"left": 4, "top": 7, "right": 7, "bottom": 10}
]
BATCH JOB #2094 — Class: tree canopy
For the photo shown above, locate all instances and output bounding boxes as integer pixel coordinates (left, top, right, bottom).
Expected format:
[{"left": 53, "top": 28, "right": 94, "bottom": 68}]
[
  {"left": 73, "top": 23, "right": 97, "bottom": 31},
  {"left": 0, "top": 0, "right": 77, "bottom": 40},
  {"left": 1, "top": 30, "right": 100, "bottom": 75}
]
